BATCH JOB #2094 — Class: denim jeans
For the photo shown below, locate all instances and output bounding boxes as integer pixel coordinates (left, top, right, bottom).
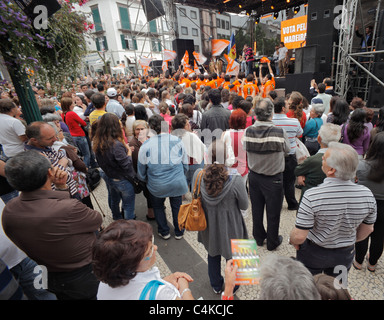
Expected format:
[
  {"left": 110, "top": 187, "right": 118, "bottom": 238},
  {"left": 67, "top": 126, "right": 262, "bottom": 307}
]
[
  {"left": 10, "top": 257, "right": 57, "bottom": 300},
  {"left": 73, "top": 136, "right": 91, "bottom": 168},
  {"left": 186, "top": 162, "right": 204, "bottom": 191},
  {"left": 150, "top": 194, "right": 183, "bottom": 237},
  {"left": 1, "top": 190, "right": 19, "bottom": 204},
  {"left": 108, "top": 178, "right": 136, "bottom": 220}
]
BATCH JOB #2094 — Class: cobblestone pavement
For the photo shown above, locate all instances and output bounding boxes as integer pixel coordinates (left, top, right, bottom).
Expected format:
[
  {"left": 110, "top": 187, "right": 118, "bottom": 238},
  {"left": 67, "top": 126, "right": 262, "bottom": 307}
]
[{"left": 93, "top": 179, "right": 384, "bottom": 300}]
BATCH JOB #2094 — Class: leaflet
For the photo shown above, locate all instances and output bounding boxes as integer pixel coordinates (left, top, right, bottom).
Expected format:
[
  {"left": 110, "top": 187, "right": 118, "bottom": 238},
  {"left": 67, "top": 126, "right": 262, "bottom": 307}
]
[{"left": 231, "top": 239, "right": 260, "bottom": 285}]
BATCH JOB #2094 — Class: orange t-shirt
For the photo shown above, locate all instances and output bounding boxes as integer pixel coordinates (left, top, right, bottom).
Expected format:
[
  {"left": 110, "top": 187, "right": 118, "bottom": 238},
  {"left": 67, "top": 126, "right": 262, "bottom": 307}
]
[{"left": 243, "top": 82, "right": 259, "bottom": 98}]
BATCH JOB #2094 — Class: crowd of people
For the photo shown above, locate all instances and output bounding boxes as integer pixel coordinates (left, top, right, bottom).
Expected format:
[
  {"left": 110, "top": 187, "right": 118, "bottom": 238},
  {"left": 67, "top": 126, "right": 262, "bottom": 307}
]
[{"left": 0, "top": 65, "right": 383, "bottom": 301}]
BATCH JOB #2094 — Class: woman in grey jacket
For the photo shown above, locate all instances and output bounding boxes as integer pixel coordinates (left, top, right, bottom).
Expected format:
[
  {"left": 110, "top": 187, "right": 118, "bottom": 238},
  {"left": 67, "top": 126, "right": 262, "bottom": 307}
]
[{"left": 192, "top": 140, "right": 248, "bottom": 296}]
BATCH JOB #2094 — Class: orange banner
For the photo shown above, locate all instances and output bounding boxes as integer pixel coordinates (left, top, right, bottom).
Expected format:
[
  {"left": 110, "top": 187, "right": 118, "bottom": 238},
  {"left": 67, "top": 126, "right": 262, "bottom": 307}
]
[{"left": 281, "top": 15, "right": 307, "bottom": 50}]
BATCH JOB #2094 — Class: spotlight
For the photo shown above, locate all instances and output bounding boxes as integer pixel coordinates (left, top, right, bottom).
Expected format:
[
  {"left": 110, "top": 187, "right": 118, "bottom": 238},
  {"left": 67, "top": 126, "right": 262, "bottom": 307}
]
[
  {"left": 273, "top": 12, "right": 279, "bottom": 20},
  {"left": 255, "top": 17, "right": 260, "bottom": 24},
  {"left": 294, "top": 6, "right": 300, "bottom": 14}
]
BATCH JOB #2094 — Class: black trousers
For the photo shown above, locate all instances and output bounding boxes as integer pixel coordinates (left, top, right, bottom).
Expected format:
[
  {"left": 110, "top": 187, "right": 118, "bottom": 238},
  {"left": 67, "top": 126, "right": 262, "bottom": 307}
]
[
  {"left": 297, "top": 239, "right": 355, "bottom": 279},
  {"left": 355, "top": 199, "right": 384, "bottom": 265},
  {"left": 48, "top": 263, "right": 99, "bottom": 300},
  {"left": 283, "top": 155, "right": 299, "bottom": 209},
  {"left": 249, "top": 170, "right": 283, "bottom": 250}
]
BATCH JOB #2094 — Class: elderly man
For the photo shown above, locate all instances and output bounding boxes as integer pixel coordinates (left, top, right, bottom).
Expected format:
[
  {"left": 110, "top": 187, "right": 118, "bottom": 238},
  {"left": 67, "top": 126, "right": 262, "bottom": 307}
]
[
  {"left": 244, "top": 98, "right": 290, "bottom": 250},
  {"left": 2, "top": 151, "right": 102, "bottom": 299},
  {"left": 289, "top": 142, "right": 376, "bottom": 277},
  {"left": 25, "top": 121, "right": 78, "bottom": 197},
  {"left": 294, "top": 123, "right": 341, "bottom": 202}
]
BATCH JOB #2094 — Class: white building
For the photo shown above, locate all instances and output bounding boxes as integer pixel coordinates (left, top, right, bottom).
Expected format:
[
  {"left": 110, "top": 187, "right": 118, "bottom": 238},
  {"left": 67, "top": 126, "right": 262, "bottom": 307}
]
[{"left": 78, "top": 0, "right": 175, "bottom": 76}]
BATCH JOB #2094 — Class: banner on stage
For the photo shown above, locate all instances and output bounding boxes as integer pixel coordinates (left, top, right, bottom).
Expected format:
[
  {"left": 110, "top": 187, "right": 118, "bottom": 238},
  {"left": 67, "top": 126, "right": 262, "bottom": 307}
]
[{"left": 281, "top": 15, "right": 307, "bottom": 50}]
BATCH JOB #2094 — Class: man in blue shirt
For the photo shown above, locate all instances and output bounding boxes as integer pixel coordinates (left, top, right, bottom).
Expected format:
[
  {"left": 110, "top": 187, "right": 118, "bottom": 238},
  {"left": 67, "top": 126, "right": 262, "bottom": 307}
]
[{"left": 137, "top": 114, "right": 189, "bottom": 240}]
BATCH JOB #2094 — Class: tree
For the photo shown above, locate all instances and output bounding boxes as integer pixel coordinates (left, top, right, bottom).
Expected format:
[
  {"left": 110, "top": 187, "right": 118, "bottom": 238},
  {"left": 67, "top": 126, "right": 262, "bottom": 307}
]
[
  {"left": 235, "top": 29, "right": 251, "bottom": 58},
  {"left": 255, "top": 24, "right": 280, "bottom": 57},
  {"left": 0, "top": 0, "right": 94, "bottom": 123}
]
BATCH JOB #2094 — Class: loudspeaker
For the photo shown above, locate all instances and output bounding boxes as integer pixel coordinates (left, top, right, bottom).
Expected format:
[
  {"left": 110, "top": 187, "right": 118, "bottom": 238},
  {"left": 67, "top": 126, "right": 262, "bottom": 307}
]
[
  {"left": 306, "top": 0, "right": 343, "bottom": 76},
  {"left": 141, "top": 0, "right": 165, "bottom": 22},
  {"left": 149, "top": 60, "right": 163, "bottom": 75},
  {"left": 368, "top": 10, "right": 384, "bottom": 108},
  {"left": 285, "top": 72, "right": 325, "bottom": 102},
  {"left": 172, "top": 39, "right": 195, "bottom": 70},
  {"left": 295, "top": 45, "right": 319, "bottom": 74}
]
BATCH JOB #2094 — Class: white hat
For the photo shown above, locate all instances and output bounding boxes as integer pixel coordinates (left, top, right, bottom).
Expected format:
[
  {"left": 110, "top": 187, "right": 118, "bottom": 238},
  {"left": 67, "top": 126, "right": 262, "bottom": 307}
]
[{"left": 106, "top": 88, "right": 117, "bottom": 97}]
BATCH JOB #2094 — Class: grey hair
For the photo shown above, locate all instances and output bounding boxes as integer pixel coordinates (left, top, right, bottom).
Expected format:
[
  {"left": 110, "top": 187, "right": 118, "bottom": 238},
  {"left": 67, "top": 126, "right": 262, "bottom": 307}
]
[
  {"left": 326, "top": 142, "right": 359, "bottom": 180},
  {"left": 255, "top": 98, "right": 274, "bottom": 121},
  {"left": 318, "top": 123, "right": 341, "bottom": 147},
  {"left": 259, "top": 254, "right": 321, "bottom": 300},
  {"left": 42, "top": 113, "right": 61, "bottom": 122},
  {"left": 46, "top": 122, "right": 59, "bottom": 135},
  {"left": 5, "top": 150, "right": 52, "bottom": 192},
  {"left": 312, "top": 104, "right": 325, "bottom": 117}
]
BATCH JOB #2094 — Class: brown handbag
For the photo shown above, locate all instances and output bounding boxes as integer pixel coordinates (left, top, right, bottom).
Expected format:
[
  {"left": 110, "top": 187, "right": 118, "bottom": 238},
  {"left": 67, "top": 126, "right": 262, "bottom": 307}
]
[{"left": 178, "top": 170, "right": 207, "bottom": 231}]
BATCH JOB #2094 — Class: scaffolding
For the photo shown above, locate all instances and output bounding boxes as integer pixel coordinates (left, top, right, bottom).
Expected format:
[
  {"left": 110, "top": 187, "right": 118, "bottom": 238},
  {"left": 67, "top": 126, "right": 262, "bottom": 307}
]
[{"left": 334, "top": 0, "right": 384, "bottom": 102}]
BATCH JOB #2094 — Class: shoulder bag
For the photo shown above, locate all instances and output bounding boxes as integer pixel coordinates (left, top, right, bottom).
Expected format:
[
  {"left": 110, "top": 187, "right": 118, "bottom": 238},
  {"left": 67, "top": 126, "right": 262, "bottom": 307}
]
[{"left": 178, "top": 170, "right": 207, "bottom": 231}]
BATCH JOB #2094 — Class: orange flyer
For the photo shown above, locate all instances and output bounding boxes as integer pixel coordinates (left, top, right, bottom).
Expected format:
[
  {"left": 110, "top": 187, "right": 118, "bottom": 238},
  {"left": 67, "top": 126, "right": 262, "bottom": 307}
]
[{"left": 231, "top": 239, "right": 260, "bottom": 285}]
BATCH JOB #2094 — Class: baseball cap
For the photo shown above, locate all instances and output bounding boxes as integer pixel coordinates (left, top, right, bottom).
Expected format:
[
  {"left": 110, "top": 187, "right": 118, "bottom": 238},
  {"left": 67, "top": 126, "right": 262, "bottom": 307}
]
[
  {"left": 311, "top": 98, "right": 323, "bottom": 104},
  {"left": 107, "top": 88, "right": 117, "bottom": 97}
]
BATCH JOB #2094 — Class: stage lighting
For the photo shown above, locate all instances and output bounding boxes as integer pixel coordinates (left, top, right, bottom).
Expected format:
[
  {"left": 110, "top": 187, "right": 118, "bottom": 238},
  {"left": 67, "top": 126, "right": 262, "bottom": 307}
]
[
  {"left": 273, "top": 12, "right": 279, "bottom": 19},
  {"left": 255, "top": 17, "right": 260, "bottom": 24},
  {"left": 294, "top": 6, "right": 300, "bottom": 14}
]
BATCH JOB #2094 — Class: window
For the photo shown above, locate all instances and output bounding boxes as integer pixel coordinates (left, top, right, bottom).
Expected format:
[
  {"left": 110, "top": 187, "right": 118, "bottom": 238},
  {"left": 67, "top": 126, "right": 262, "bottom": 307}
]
[
  {"left": 226, "top": 21, "right": 229, "bottom": 30},
  {"left": 221, "top": 20, "right": 225, "bottom": 29},
  {"left": 192, "top": 28, "right": 198, "bottom": 36},
  {"left": 149, "top": 20, "right": 157, "bottom": 33},
  {"left": 96, "top": 36, "right": 108, "bottom": 51},
  {"left": 194, "top": 45, "right": 200, "bottom": 52},
  {"left": 121, "top": 34, "right": 137, "bottom": 50},
  {"left": 151, "top": 39, "right": 162, "bottom": 52},
  {"left": 179, "top": 8, "right": 186, "bottom": 17},
  {"left": 191, "top": 11, "right": 197, "bottom": 19},
  {"left": 181, "top": 26, "right": 188, "bottom": 35},
  {"left": 91, "top": 7, "right": 103, "bottom": 32},
  {"left": 118, "top": 6, "right": 131, "bottom": 30},
  {"left": 216, "top": 18, "right": 220, "bottom": 28}
]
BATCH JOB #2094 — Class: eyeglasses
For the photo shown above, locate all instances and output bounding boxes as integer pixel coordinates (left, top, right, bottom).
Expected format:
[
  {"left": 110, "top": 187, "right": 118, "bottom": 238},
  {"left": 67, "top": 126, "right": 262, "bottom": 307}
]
[{"left": 143, "top": 235, "right": 155, "bottom": 261}]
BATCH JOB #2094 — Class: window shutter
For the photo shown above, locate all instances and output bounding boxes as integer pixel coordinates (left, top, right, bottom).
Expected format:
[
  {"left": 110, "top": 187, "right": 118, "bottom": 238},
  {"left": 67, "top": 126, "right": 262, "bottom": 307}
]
[
  {"left": 92, "top": 8, "right": 102, "bottom": 32},
  {"left": 119, "top": 6, "right": 131, "bottom": 30},
  {"left": 121, "top": 34, "right": 127, "bottom": 49},
  {"left": 95, "top": 39, "right": 100, "bottom": 51},
  {"left": 103, "top": 36, "right": 108, "bottom": 51}
]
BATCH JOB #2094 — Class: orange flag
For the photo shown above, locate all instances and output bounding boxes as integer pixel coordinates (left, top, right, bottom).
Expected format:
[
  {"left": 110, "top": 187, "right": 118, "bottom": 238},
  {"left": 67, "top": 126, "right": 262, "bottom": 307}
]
[
  {"left": 194, "top": 60, "right": 201, "bottom": 75},
  {"left": 193, "top": 51, "right": 207, "bottom": 65},
  {"left": 181, "top": 50, "right": 189, "bottom": 69},
  {"left": 212, "top": 39, "right": 230, "bottom": 56},
  {"left": 164, "top": 49, "right": 177, "bottom": 61},
  {"left": 224, "top": 54, "right": 240, "bottom": 76}
]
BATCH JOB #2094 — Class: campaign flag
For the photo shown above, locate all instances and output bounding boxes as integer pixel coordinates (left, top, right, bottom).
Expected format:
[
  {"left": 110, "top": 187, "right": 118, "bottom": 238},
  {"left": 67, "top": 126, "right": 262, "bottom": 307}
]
[
  {"left": 194, "top": 60, "right": 201, "bottom": 75},
  {"left": 224, "top": 54, "right": 240, "bottom": 76},
  {"left": 162, "top": 60, "right": 168, "bottom": 72},
  {"left": 138, "top": 56, "right": 153, "bottom": 67},
  {"left": 193, "top": 51, "right": 207, "bottom": 65},
  {"left": 181, "top": 50, "right": 189, "bottom": 68},
  {"left": 212, "top": 39, "right": 230, "bottom": 56},
  {"left": 184, "top": 67, "right": 195, "bottom": 77},
  {"left": 228, "top": 32, "right": 236, "bottom": 60},
  {"left": 163, "top": 49, "right": 177, "bottom": 61}
]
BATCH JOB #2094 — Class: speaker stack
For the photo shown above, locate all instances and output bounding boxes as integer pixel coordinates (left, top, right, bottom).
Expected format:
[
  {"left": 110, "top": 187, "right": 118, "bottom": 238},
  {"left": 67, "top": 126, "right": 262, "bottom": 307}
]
[{"left": 172, "top": 39, "right": 195, "bottom": 71}]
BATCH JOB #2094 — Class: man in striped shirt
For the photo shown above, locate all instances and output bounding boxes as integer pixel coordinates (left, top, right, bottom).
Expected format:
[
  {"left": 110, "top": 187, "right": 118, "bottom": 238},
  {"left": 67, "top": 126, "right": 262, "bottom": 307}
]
[
  {"left": 244, "top": 98, "right": 290, "bottom": 251},
  {"left": 289, "top": 142, "right": 376, "bottom": 278},
  {"left": 272, "top": 97, "right": 303, "bottom": 210}
]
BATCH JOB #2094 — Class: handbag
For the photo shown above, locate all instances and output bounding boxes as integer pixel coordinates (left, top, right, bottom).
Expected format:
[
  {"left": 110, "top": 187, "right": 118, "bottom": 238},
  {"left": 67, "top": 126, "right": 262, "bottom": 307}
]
[
  {"left": 178, "top": 170, "right": 207, "bottom": 232},
  {"left": 126, "top": 175, "right": 146, "bottom": 194}
]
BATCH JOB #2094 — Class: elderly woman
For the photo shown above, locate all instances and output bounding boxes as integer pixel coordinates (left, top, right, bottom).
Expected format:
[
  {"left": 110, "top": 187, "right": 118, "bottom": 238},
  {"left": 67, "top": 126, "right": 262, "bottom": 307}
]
[
  {"left": 93, "top": 220, "right": 194, "bottom": 300},
  {"left": 303, "top": 103, "right": 325, "bottom": 155},
  {"left": 129, "top": 120, "right": 154, "bottom": 220}
]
